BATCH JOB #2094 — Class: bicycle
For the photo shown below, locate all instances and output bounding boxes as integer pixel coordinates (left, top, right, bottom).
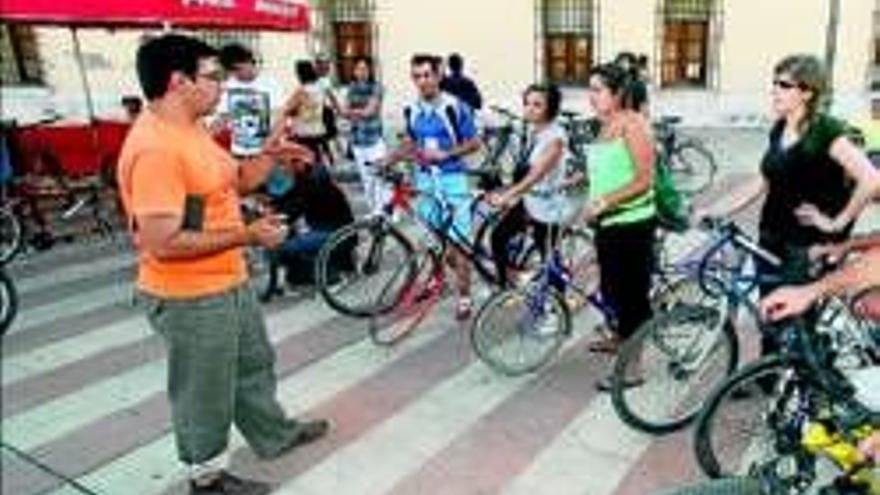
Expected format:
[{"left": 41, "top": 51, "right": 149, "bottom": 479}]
[
  {"left": 477, "top": 105, "right": 530, "bottom": 188},
  {"left": 470, "top": 215, "right": 608, "bottom": 376},
  {"left": 654, "top": 115, "right": 718, "bottom": 196},
  {"left": 609, "top": 216, "right": 876, "bottom": 437},
  {"left": 0, "top": 265, "right": 18, "bottom": 335},
  {"left": 469, "top": 214, "right": 740, "bottom": 377},
  {"left": 314, "top": 163, "right": 543, "bottom": 345},
  {"left": 0, "top": 118, "right": 116, "bottom": 263},
  {"left": 692, "top": 316, "right": 879, "bottom": 494}
]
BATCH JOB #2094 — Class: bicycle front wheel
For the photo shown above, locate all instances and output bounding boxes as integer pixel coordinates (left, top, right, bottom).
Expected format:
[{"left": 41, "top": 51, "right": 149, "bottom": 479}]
[
  {"left": 0, "top": 268, "right": 18, "bottom": 335},
  {"left": 611, "top": 303, "right": 737, "bottom": 434},
  {"left": 471, "top": 284, "right": 570, "bottom": 376},
  {"left": 0, "top": 208, "right": 22, "bottom": 264},
  {"left": 315, "top": 218, "right": 416, "bottom": 318},
  {"left": 368, "top": 249, "right": 443, "bottom": 346},
  {"left": 694, "top": 356, "right": 794, "bottom": 478},
  {"left": 670, "top": 140, "right": 717, "bottom": 196}
]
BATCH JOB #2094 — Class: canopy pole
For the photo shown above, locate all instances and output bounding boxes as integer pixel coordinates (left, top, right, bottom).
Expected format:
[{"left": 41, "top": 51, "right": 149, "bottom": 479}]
[{"left": 70, "top": 27, "right": 97, "bottom": 122}]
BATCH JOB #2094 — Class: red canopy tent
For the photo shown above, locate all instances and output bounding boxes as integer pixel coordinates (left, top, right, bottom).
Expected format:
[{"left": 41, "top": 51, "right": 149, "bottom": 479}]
[
  {"left": 0, "top": 0, "right": 310, "bottom": 31},
  {"left": 0, "top": 0, "right": 310, "bottom": 175}
]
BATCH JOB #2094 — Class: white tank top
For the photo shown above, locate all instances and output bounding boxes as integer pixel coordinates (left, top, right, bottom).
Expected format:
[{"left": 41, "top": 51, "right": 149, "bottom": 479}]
[
  {"left": 292, "top": 84, "right": 327, "bottom": 138},
  {"left": 523, "top": 122, "right": 581, "bottom": 224}
]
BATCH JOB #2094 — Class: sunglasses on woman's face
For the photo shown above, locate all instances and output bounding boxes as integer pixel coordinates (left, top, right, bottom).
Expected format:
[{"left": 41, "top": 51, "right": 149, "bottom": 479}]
[{"left": 772, "top": 79, "right": 802, "bottom": 91}]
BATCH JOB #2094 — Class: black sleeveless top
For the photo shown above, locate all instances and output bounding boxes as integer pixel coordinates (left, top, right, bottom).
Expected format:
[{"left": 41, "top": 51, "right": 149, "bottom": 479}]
[{"left": 759, "top": 114, "right": 853, "bottom": 247}]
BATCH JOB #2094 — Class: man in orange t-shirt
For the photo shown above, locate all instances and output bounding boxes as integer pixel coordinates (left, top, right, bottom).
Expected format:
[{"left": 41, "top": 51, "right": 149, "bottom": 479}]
[{"left": 118, "top": 34, "right": 328, "bottom": 495}]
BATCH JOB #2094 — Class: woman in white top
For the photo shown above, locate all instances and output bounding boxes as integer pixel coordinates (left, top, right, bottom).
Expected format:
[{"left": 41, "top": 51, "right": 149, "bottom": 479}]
[
  {"left": 487, "top": 83, "right": 570, "bottom": 287},
  {"left": 277, "top": 60, "right": 331, "bottom": 165}
]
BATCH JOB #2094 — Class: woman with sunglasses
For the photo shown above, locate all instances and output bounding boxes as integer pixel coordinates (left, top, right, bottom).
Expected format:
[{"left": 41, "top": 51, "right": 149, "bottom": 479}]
[{"left": 697, "top": 54, "right": 878, "bottom": 356}]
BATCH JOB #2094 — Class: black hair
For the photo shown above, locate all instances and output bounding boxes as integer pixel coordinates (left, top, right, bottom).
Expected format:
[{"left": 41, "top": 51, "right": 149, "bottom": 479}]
[
  {"left": 410, "top": 53, "right": 442, "bottom": 75},
  {"left": 448, "top": 53, "right": 464, "bottom": 74},
  {"left": 295, "top": 60, "right": 319, "bottom": 84},
  {"left": 219, "top": 43, "right": 255, "bottom": 71},
  {"left": 523, "top": 83, "right": 562, "bottom": 121},
  {"left": 136, "top": 34, "right": 218, "bottom": 101},
  {"left": 352, "top": 55, "right": 375, "bottom": 83},
  {"left": 589, "top": 62, "right": 647, "bottom": 112}
]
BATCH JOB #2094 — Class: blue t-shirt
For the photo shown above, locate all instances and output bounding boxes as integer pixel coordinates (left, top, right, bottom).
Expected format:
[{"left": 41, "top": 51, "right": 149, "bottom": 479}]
[{"left": 407, "top": 95, "right": 477, "bottom": 174}]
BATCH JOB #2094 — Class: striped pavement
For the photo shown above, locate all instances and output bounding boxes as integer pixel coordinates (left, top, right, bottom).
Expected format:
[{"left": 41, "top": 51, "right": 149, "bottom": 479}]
[{"left": 2, "top": 169, "right": 867, "bottom": 495}]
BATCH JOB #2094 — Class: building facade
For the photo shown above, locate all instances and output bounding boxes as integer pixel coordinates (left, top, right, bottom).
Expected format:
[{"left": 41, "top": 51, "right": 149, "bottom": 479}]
[{"left": 1, "top": 0, "right": 877, "bottom": 126}]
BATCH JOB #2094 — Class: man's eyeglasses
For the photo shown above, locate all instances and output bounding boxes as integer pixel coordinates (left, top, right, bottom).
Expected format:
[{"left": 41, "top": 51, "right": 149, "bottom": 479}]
[
  {"left": 773, "top": 79, "right": 803, "bottom": 91},
  {"left": 195, "top": 70, "right": 225, "bottom": 83}
]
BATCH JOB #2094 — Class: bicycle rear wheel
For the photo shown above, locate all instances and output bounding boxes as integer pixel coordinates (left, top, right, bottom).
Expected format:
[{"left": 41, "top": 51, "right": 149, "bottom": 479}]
[
  {"left": 0, "top": 208, "right": 22, "bottom": 264},
  {"left": 611, "top": 303, "right": 737, "bottom": 434},
  {"left": 368, "top": 249, "right": 443, "bottom": 346},
  {"left": 0, "top": 268, "right": 18, "bottom": 335},
  {"left": 658, "top": 477, "right": 765, "bottom": 495},
  {"left": 670, "top": 140, "right": 717, "bottom": 196},
  {"left": 315, "top": 218, "right": 416, "bottom": 318},
  {"left": 471, "top": 283, "right": 570, "bottom": 376}
]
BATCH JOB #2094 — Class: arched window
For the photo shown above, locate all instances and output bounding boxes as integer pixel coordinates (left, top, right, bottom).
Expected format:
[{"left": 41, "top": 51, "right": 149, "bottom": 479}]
[
  {"left": 536, "top": 0, "right": 597, "bottom": 86},
  {"left": 657, "top": 0, "right": 720, "bottom": 88}
]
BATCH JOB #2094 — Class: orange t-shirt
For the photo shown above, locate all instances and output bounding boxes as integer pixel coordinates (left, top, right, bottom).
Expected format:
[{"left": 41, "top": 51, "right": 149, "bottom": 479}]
[{"left": 117, "top": 110, "right": 247, "bottom": 299}]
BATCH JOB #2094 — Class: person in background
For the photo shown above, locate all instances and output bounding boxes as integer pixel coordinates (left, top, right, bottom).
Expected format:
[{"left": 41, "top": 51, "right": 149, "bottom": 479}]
[
  {"left": 314, "top": 54, "right": 342, "bottom": 165},
  {"left": 440, "top": 53, "right": 483, "bottom": 112},
  {"left": 340, "top": 55, "right": 390, "bottom": 217},
  {"left": 120, "top": 95, "right": 143, "bottom": 121},
  {"left": 215, "top": 43, "right": 283, "bottom": 159},
  {"left": 277, "top": 60, "right": 331, "bottom": 166},
  {"left": 269, "top": 159, "right": 355, "bottom": 287}
]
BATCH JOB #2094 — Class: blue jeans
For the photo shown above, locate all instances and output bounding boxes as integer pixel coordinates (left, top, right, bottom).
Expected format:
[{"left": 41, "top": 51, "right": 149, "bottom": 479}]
[{"left": 279, "top": 230, "right": 332, "bottom": 285}]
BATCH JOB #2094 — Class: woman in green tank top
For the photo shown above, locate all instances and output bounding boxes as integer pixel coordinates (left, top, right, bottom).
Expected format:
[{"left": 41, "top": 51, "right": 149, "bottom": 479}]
[{"left": 580, "top": 62, "right": 657, "bottom": 390}]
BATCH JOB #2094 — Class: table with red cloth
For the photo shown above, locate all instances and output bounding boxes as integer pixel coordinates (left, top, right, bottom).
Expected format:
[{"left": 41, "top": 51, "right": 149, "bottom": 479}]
[{"left": 10, "top": 119, "right": 132, "bottom": 178}]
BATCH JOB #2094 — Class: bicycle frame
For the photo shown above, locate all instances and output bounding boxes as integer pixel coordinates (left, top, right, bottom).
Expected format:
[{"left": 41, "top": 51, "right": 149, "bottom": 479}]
[{"left": 380, "top": 164, "right": 510, "bottom": 288}]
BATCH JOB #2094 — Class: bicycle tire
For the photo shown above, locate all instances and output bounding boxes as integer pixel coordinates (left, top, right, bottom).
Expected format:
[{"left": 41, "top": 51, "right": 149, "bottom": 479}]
[
  {"left": 659, "top": 477, "right": 765, "bottom": 495},
  {"left": 0, "top": 208, "right": 22, "bottom": 264},
  {"left": 368, "top": 249, "right": 443, "bottom": 346},
  {"left": 0, "top": 268, "right": 18, "bottom": 335},
  {"left": 315, "top": 218, "right": 416, "bottom": 318},
  {"left": 471, "top": 284, "right": 570, "bottom": 376},
  {"left": 670, "top": 140, "right": 717, "bottom": 196},
  {"left": 611, "top": 302, "right": 737, "bottom": 434},
  {"left": 694, "top": 356, "right": 795, "bottom": 478}
]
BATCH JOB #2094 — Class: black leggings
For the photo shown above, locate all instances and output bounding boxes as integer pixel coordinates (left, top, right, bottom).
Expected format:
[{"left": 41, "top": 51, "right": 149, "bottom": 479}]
[
  {"left": 595, "top": 218, "right": 656, "bottom": 340},
  {"left": 490, "top": 202, "right": 558, "bottom": 287}
]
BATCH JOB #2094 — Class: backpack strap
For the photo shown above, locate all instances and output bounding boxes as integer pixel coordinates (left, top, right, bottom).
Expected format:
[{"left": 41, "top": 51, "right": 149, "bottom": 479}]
[
  {"left": 402, "top": 104, "right": 417, "bottom": 141},
  {"left": 405, "top": 95, "right": 464, "bottom": 146}
]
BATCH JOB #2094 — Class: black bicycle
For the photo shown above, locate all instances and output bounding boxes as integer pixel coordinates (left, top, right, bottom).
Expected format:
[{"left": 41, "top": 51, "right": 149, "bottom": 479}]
[{"left": 693, "top": 315, "right": 879, "bottom": 494}]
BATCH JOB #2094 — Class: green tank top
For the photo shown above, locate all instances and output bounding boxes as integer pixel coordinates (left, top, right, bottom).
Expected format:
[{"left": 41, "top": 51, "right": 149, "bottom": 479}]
[{"left": 587, "top": 138, "right": 655, "bottom": 227}]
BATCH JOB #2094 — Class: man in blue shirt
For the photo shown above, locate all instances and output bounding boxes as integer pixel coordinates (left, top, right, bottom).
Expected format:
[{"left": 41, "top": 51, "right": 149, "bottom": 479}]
[{"left": 388, "top": 54, "right": 482, "bottom": 320}]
